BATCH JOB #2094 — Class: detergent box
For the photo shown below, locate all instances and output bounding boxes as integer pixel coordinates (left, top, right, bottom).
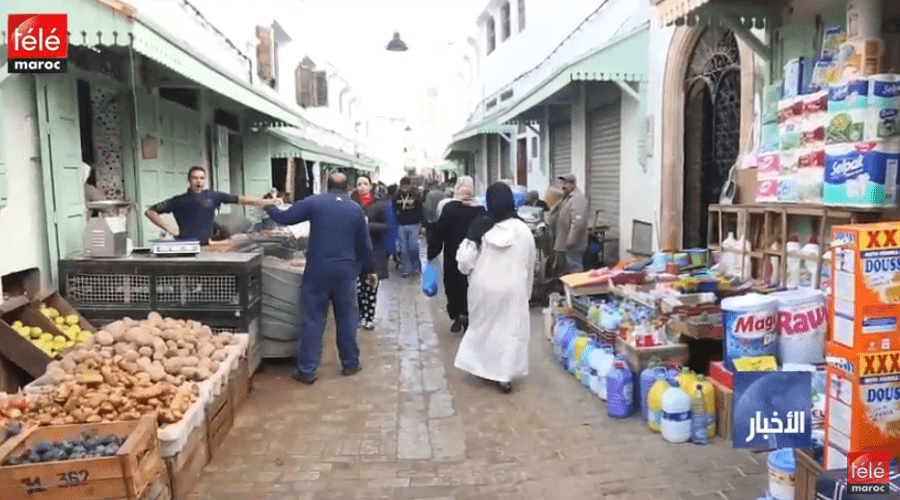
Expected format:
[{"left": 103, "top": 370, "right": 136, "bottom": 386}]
[
  {"left": 824, "top": 340, "right": 900, "bottom": 468},
  {"left": 830, "top": 223, "right": 900, "bottom": 351}
]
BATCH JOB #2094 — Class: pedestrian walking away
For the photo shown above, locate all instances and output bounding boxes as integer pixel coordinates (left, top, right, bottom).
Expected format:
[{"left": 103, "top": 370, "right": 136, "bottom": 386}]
[
  {"left": 427, "top": 176, "right": 485, "bottom": 333},
  {"left": 351, "top": 175, "right": 389, "bottom": 330},
  {"left": 393, "top": 177, "right": 424, "bottom": 277},
  {"left": 384, "top": 184, "right": 400, "bottom": 269},
  {"left": 547, "top": 173, "right": 589, "bottom": 275},
  {"left": 423, "top": 181, "right": 448, "bottom": 242},
  {"left": 264, "top": 173, "right": 377, "bottom": 384},
  {"left": 454, "top": 182, "right": 536, "bottom": 393}
]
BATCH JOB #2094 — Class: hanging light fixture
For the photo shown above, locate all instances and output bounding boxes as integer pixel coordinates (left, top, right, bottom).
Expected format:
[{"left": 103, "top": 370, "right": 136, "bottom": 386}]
[{"left": 386, "top": 31, "right": 408, "bottom": 52}]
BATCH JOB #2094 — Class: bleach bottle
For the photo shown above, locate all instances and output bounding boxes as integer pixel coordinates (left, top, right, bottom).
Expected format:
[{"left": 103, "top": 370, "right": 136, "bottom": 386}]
[
  {"left": 606, "top": 358, "right": 634, "bottom": 418},
  {"left": 639, "top": 359, "right": 666, "bottom": 421},
  {"left": 595, "top": 346, "right": 616, "bottom": 401},
  {"left": 588, "top": 344, "right": 612, "bottom": 398},
  {"left": 647, "top": 377, "right": 670, "bottom": 432},
  {"left": 676, "top": 367, "right": 697, "bottom": 395},
  {"left": 579, "top": 343, "right": 598, "bottom": 389},
  {"left": 690, "top": 384, "right": 709, "bottom": 445},
  {"left": 660, "top": 378, "right": 691, "bottom": 443},
  {"left": 785, "top": 235, "right": 802, "bottom": 289}
]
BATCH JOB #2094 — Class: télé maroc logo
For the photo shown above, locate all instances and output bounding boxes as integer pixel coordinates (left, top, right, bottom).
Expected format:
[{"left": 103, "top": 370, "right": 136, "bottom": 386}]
[
  {"left": 848, "top": 451, "right": 890, "bottom": 494},
  {"left": 7, "top": 14, "right": 68, "bottom": 73}
]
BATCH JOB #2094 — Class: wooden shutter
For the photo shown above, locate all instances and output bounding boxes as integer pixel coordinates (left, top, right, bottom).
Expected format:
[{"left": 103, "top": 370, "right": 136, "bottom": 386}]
[
  {"left": 256, "top": 26, "right": 275, "bottom": 85},
  {"left": 296, "top": 64, "right": 313, "bottom": 107},
  {"left": 315, "top": 71, "right": 328, "bottom": 107}
]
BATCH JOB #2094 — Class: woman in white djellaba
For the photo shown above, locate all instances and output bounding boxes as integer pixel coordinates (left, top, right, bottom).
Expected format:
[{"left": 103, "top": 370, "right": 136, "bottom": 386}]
[{"left": 454, "top": 182, "right": 536, "bottom": 393}]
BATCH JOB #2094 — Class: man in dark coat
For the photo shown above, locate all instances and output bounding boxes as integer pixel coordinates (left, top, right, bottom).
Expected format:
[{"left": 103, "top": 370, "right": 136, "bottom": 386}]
[{"left": 264, "top": 173, "right": 376, "bottom": 384}]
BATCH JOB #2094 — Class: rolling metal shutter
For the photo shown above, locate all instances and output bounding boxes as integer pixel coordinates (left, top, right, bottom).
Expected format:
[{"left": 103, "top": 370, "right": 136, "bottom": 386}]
[
  {"left": 588, "top": 102, "right": 621, "bottom": 259},
  {"left": 550, "top": 122, "right": 572, "bottom": 180}
]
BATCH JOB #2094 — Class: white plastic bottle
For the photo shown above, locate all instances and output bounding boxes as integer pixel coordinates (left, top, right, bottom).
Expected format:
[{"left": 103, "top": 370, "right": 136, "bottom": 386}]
[
  {"left": 785, "top": 235, "right": 802, "bottom": 289},
  {"left": 820, "top": 250, "right": 832, "bottom": 294},
  {"left": 738, "top": 236, "right": 753, "bottom": 281},
  {"left": 800, "top": 237, "right": 820, "bottom": 288},
  {"left": 721, "top": 232, "right": 738, "bottom": 277},
  {"left": 769, "top": 242, "right": 781, "bottom": 285},
  {"left": 660, "top": 378, "right": 692, "bottom": 444}
]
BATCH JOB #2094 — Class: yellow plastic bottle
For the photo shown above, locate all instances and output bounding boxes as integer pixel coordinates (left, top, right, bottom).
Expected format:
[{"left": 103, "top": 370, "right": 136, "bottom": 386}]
[
  {"left": 573, "top": 337, "right": 590, "bottom": 380},
  {"left": 676, "top": 367, "right": 697, "bottom": 395},
  {"left": 647, "top": 378, "right": 670, "bottom": 432},
  {"left": 695, "top": 374, "right": 717, "bottom": 438}
]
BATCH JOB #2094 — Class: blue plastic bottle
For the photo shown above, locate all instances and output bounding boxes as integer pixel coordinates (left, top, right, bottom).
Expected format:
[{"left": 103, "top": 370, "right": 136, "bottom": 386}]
[
  {"left": 606, "top": 358, "right": 634, "bottom": 418},
  {"left": 690, "top": 384, "right": 708, "bottom": 445},
  {"left": 639, "top": 360, "right": 666, "bottom": 421}
]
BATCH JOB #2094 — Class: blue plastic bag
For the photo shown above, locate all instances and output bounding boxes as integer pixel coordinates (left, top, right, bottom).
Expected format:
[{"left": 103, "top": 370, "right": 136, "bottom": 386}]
[{"left": 421, "top": 259, "right": 439, "bottom": 297}]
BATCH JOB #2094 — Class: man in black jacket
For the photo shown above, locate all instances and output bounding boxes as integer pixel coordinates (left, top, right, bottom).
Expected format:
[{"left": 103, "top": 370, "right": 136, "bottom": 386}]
[{"left": 393, "top": 176, "right": 424, "bottom": 277}]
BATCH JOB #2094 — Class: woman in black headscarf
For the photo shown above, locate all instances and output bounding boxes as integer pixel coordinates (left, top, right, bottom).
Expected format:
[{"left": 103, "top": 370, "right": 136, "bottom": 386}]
[{"left": 453, "top": 182, "right": 536, "bottom": 393}]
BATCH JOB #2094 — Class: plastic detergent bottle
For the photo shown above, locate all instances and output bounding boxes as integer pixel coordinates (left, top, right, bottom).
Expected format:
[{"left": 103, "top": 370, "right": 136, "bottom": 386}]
[
  {"left": 690, "top": 384, "right": 708, "bottom": 445},
  {"left": 660, "top": 378, "right": 692, "bottom": 444},
  {"left": 588, "top": 344, "right": 612, "bottom": 397},
  {"left": 785, "top": 235, "right": 802, "bottom": 289},
  {"left": 737, "top": 235, "right": 753, "bottom": 281},
  {"left": 769, "top": 242, "right": 781, "bottom": 284},
  {"left": 606, "top": 358, "right": 634, "bottom": 419},
  {"left": 676, "top": 367, "right": 697, "bottom": 395},
  {"left": 720, "top": 232, "right": 737, "bottom": 276},
  {"left": 695, "top": 375, "right": 716, "bottom": 438},
  {"left": 596, "top": 347, "right": 616, "bottom": 401},
  {"left": 639, "top": 359, "right": 666, "bottom": 421},
  {"left": 647, "top": 377, "right": 670, "bottom": 432},
  {"left": 799, "top": 237, "right": 820, "bottom": 288},
  {"left": 820, "top": 250, "right": 832, "bottom": 294},
  {"left": 578, "top": 343, "right": 598, "bottom": 388},
  {"left": 571, "top": 336, "right": 590, "bottom": 378}
]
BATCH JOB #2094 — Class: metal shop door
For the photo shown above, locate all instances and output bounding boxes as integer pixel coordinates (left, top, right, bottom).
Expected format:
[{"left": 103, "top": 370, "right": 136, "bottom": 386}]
[
  {"left": 587, "top": 101, "right": 621, "bottom": 261},
  {"left": 550, "top": 122, "right": 572, "bottom": 180}
]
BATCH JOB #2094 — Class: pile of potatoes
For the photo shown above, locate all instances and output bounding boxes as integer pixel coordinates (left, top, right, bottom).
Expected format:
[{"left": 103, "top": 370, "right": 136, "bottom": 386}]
[
  {"left": 25, "top": 312, "right": 239, "bottom": 427},
  {"left": 25, "top": 356, "right": 196, "bottom": 426}
]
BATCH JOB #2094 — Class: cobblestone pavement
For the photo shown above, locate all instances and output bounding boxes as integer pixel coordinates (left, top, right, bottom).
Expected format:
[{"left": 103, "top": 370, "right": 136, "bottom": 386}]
[{"left": 191, "top": 277, "right": 767, "bottom": 500}]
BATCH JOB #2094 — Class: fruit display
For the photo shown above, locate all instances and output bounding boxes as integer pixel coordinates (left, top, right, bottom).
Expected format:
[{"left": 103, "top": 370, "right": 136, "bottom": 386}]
[
  {"left": 9, "top": 319, "right": 90, "bottom": 357},
  {"left": 1, "top": 434, "right": 125, "bottom": 465}
]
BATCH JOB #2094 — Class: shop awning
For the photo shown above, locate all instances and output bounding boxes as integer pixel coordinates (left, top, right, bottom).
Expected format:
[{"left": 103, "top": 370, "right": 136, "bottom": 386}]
[
  {"left": 451, "top": 116, "right": 516, "bottom": 143},
  {"left": 438, "top": 162, "right": 461, "bottom": 174},
  {"left": 497, "top": 24, "right": 649, "bottom": 124},
  {"left": 1, "top": 0, "right": 311, "bottom": 130},
  {"left": 266, "top": 128, "right": 357, "bottom": 168},
  {"left": 653, "top": 0, "right": 773, "bottom": 28}
]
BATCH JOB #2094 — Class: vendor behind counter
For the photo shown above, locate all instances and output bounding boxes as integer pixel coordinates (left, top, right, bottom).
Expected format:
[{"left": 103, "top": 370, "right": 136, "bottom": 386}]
[{"left": 144, "top": 166, "right": 277, "bottom": 245}]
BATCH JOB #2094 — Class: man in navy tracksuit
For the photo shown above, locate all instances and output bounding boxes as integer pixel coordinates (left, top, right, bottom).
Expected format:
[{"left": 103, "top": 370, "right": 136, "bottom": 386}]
[{"left": 264, "top": 173, "right": 377, "bottom": 384}]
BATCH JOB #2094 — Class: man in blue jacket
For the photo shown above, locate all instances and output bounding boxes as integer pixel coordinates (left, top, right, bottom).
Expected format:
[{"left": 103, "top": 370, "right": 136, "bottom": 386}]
[{"left": 264, "top": 173, "right": 377, "bottom": 384}]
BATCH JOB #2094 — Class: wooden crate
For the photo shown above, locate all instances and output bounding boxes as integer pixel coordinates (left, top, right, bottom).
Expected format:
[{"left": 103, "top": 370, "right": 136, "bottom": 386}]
[
  {"left": 112, "top": 472, "right": 170, "bottom": 500},
  {"left": 163, "top": 421, "right": 208, "bottom": 500},
  {"left": 710, "top": 378, "right": 734, "bottom": 441},
  {"left": 0, "top": 415, "right": 164, "bottom": 500},
  {"left": 794, "top": 448, "right": 823, "bottom": 500},
  {"left": 231, "top": 356, "right": 250, "bottom": 411},
  {"left": 0, "top": 298, "right": 63, "bottom": 378},
  {"left": 35, "top": 290, "right": 96, "bottom": 334},
  {"left": 615, "top": 337, "right": 690, "bottom": 373},
  {"left": 205, "top": 382, "right": 234, "bottom": 461}
]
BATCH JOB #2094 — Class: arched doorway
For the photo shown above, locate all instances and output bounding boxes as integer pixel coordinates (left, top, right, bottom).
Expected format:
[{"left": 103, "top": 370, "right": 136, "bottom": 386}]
[{"left": 682, "top": 28, "right": 741, "bottom": 249}]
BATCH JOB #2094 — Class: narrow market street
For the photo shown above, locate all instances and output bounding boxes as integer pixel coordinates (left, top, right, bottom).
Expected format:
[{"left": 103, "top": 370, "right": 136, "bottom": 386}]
[{"left": 189, "top": 277, "right": 766, "bottom": 500}]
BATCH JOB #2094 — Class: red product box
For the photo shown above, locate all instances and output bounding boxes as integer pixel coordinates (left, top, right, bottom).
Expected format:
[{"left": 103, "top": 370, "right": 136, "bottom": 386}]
[{"left": 709, "top": 360, "right": 733, "bottom": 390}]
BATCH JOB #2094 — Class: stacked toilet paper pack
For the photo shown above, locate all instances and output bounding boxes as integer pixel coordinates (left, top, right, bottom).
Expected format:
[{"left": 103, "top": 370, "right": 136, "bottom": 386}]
[
  {"left": 757, "top": 83, "right": 782, "bottom": 203},
  {"left": 824, "top": 76, "right": 900, "bottom": 207},
  {"left": 796, "top": 92, "right": 827, "bottom": 203},
  {"left": 778, "top": 97, "right": 804, "bottom": 202}
]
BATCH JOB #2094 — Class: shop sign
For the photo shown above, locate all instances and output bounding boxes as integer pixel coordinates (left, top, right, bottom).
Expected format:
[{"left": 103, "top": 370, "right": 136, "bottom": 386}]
[
  {"left": 7, "top": 14, "right": 68, "bottom": 74},
  {"left": 732, "top": 371, "right": 812, "bottom": 449}
]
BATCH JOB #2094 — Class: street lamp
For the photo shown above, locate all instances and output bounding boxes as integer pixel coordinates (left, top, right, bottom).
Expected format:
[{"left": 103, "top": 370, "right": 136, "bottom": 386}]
[{"left": 386, "top": 31, "right": 408, "bottom": 52}]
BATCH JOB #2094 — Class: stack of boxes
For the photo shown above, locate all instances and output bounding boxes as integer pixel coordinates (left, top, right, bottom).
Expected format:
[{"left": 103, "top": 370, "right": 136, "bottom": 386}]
[{"left": 825, "top": 222, "right": 900, "bottom": 468}]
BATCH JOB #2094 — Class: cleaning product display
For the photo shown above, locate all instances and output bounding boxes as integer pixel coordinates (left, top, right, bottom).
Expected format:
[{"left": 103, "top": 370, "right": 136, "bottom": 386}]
[{"left": 660, "top": 377, "right": 692, "bottom": 444}]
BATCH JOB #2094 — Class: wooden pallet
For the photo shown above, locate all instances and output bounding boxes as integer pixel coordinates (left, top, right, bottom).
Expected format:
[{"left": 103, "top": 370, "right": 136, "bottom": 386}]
[
  {"left": 0, "top": 415, "right": 163, "bottom": 500},
  {"left": 163, "top": 421, "right": 208, "bottom": 500},
  {"left": 205, "top": 382, "right": 234, "bottom": 462}
]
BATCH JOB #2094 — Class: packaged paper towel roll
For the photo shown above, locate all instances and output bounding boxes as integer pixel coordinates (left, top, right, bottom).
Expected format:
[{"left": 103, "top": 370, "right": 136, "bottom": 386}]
[
  {"left": 824, "top": 140, "right": 900, "bottom": 206},
  {"left": 828, "top": 79, "right": 868, "bottom": 144},
  {"left": 797, "top": 149, "right": 825, "bottom": 203},
  {"left": 838, "top": 39, "right": 885, "bottom": 79},
  {"left": 761, "top": 123, "right": 780, "bottom": 153},
  {"left": 847, "top": 0, "right": 882, "bottom": 40},
  {"left": 763, "top": 84, "right": 782, "bottom": 124},
  {"left": 757, "top": 178, "right": 779, "bottom": 203},
  {"left": 866, "top": 74, "right": 900, "bottom": 140},
  {"left": 778, "top": 174, "right": 799, "bottom": 203},
  {"left": 758, "top": 153, "right": 781, "bottom": 178},
  {"left": 802, "top": 92, "right": 828, "bottom": 149}
]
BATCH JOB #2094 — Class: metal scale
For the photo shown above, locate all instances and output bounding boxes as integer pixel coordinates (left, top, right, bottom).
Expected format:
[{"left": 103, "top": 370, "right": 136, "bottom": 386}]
[{"left": 83, "top": 200, "right": 131, "bottom": 258}]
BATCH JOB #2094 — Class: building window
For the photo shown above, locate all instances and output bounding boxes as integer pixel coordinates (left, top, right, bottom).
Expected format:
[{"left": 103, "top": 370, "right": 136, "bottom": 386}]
[
  {"left": 531, "top": 136, "right": 538, "bottom": 158},
  {"left": 518, "top": 0, "right": 525, "bottom": 32},
  {"left": 486, "top": 17, "right": 496, "bottom": 54},
  {"left": 501, "top": 3, "right": 511, "bottom": 41}
]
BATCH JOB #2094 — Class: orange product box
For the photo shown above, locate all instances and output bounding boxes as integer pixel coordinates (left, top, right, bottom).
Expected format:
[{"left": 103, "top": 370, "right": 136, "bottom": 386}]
[
  {"left": 830, "top": 223, "right": 900, "bottom": 351},
  {"left": 824, "top": 340, "right": 900, "bottom": 469}
]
